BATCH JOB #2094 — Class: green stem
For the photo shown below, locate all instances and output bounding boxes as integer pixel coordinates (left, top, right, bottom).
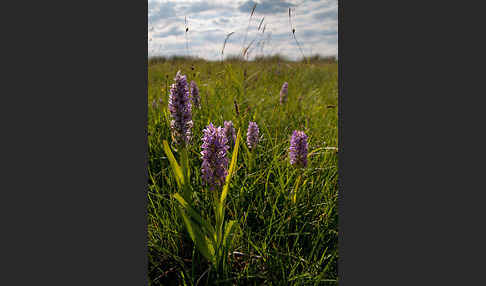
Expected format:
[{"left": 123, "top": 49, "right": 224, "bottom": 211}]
[
  {"left": 249, "top": 150, "right": 254, "bottom": 172},
  {"left": 212, "top": 187, "right": 225, "bottom": 273}
]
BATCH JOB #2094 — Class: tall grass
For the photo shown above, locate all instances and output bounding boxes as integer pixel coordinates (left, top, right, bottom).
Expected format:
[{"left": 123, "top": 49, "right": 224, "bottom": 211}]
[{"left": 148, "top": 59, "right": 338, "bottom": 285}]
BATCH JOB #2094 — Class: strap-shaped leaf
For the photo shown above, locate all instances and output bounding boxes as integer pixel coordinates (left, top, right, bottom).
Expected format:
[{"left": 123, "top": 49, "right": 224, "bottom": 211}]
[
  {"left": 173, "top": 193, "right": 216, "bottom": 245},
  {"left": 162, "top": 140, "right": 184, "bottom": 187},
  {"left": 221, "top": 129, "right": 241, "bottom": 204},
  {"left": 179, "top": 147, "right": 191, "bottom": 201},
  {"left": 180, "top": 147, "right": 190, "bottom": 181},
  {"left": 176, "top": 206, "right": 214, "bottom": 263},
  {"left": 176, "top": 205, "right": 195, "bottom": 240}
]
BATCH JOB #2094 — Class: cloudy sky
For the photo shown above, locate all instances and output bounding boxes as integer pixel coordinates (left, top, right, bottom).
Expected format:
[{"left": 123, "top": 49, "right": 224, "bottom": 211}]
[{"left": 148, "top": 0, "right": 337, "bottom": 60}]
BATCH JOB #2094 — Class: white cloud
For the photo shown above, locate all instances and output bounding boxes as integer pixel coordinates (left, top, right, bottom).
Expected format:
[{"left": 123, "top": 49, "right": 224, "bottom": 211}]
[{"left": 148, "top": 0, "right": 338, "bottom": 60}]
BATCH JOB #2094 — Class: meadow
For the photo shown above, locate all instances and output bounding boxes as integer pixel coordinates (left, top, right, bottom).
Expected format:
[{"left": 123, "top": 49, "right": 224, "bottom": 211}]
[{"left": 148, "top": 57, "right": 338, "bottom": 285}]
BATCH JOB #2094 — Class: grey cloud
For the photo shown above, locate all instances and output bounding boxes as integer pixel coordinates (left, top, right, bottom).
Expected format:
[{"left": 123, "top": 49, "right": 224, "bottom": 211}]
[
  {"left": 182, "top": 3, "right": 212, "bottom": 13},
  {"left": 148, "top": 1, "right": 177, "bottom": 23},
  {"left": 190, "top": 9, "right": 234, "bottom": 21},
  {"left": 314, "top": 1, "right": 338, "bottom": 11},
  {"left": 180, "top": 1, "right": 222, "bottom": 13},
  {"left": 305, "top": 36, "right": 337, "bottom": 45},
  {"left": 271, "top": 32, "right": 292, "bottom": 40},
  {"left": 313, "top": 10, "right": 337, "bottom": 21},
  {"left": 163, "top": 42, "right": 188, "bottom": 52},
  {"left": 301, "top": 29, "right": 336, "bottom": 38},
  {"left": 267, "top": 27, "right": 337, "bottom": 51},
  {"left": 212, "top": 18, "right": 230, "bottom": 25},
  {"left": 192, "top": 29, "right": 226, "bottom": 43},
  {"left": 154, "top": 26, "right": 183, "bottom": 38},
  {"left": 311, "top": 0, "right": 337, "bottom": 4},
  {"left": 238, "top": 0, "right": 295, "bottom": 15}
]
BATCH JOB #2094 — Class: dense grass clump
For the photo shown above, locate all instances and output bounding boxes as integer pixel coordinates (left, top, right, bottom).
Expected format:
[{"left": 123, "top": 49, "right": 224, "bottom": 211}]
[{"left": 148, "top": 59, "right": 338, "bottom": 285}]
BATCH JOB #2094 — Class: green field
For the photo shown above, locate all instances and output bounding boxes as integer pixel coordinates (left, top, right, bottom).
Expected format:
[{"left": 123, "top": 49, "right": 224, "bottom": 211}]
[{"left": 148, "top": 58, "right": 339, "bottom": 285}]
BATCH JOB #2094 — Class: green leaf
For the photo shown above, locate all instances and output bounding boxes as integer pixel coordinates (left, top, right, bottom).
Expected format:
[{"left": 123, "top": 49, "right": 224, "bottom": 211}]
[
  {"left": 162, "top": 140, "right": 184, "bottom": 187},
  {"left": 193, "top": 225, "right": 215, "bottom": 264},
  {"left": 221, "top": 129, "right": 241, "bottom": 204},
  {"left": 292, "top": 175, "right": 302, "bottom": 203},
  {"left": 179, "top": 147, "right": 191, "bottom": 201},
  {"left": 307, "top": 147, "right": 324, "bottom": 157},
  {"left": 173, "top": 193, "right": 217, "bottom": 245},
  {"left": 222, "top": 220, "right": 237, "bottom": 248},
  {"left": 176, "top": 206, "right": 214, "bottom": 263},
  {"left": 176, "top": 205, "right": 195, "bottom": 241},
  {"left": 162, "top": 108, "right": 171, "bottom": 128},
  {"left": 180, "top": 147, "right": 190, "bottom": 180}
]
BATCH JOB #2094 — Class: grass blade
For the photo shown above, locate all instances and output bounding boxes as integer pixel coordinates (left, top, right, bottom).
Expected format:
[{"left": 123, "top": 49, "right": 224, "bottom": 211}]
[
  {"left": 162, "top": 140, "right": 184, "bottom": 187},
  {"left": 292, "top": 175, "right": 302, "bottom": 203},
  {"left": 222, "top": 220, "right": 237, "bottom": 248}
]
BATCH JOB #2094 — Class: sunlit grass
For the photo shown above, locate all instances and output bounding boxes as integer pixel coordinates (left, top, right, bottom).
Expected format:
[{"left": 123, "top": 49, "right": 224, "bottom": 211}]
[{"left": 148, "top": 58, "right": 338, "bottom": 285}]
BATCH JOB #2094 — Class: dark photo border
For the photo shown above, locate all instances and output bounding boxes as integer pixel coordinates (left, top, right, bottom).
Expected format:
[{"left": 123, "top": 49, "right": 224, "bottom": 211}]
[{"left": 2, "top": 1, "right": 148, "bottom": 285}]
